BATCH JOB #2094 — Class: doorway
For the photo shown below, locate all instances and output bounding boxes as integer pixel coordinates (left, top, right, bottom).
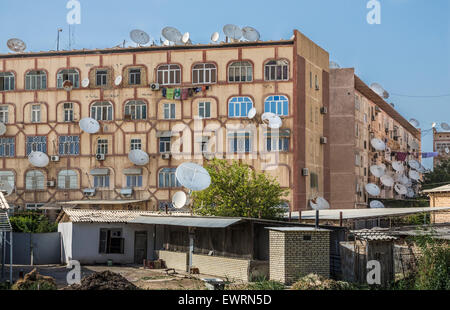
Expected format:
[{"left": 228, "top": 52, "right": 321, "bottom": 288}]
[{"left": 134, "top": 231, "right": 147, "bottom": 264}]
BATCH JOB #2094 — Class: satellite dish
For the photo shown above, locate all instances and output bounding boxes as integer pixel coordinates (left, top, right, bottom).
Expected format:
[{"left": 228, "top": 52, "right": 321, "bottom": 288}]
[
  {"left": 370, "top": 200, "right": 385, "bottom": 209},
  {"left": 79, "top": 117, "right": 100, "bottom": 134},
  {"left": 417, "top": 164, "right": 427, "bottom": 173},
  {"left": 409, "top": 119, "right": 420, "bottom": 127},
  {"left": 7, "top": 38, "right": 26, "bottom": 52},
  {"left": 211, "top": 32, "right": 220, "bottom": 42},
  {"left": 392, "top": 161, "right": 405, "bottom": 173},
  {"left": 182, "top": 32, "right": 190, "bottom": 44},
  {"left": 370, "top": 83, "right": 385, "bottom": 98},
  {"left": 441, "top": 122, "right": 450, "bottom": 131},
  {"left": 382, "top": 91, "right": 390, "bottom": 99},
  {"left": 406, "top": 188, "right": 415, "bottom": 198},
  {"left": 394, "top": 183, "right": 407, "bottom": 195},
  {"left": 128, "top": 149, "right": 149, "bottom": 166},
  {"left": 261, "top": 112, "right": 276, "bottom": 123},
  {"left": 432, "top": 122, "right": 437, "bottom": 128},
  {"left": 248, "top": 107, "right": 257, "bottom": 120},
  {"left": 409, "top": 170, "right": 420, "bottom": 181},
  {"left": 268, "top": 115, "right": 282, "bottom": 129},
  {"left": 0, "top": 181, "right": 13, "bottom": 197},
  {"left": 329, "top": 61, "right": 340, "bottom": 69},
  {"left": 130, "top": 29, "right": 150, "bottom": 46},
  {"left": 63, "top": 80, "right": 73, "bottom": 91},
  {"left": 175, "top": 162, "right": 211, "bottom": 191},
  {"left": 172, "top": 191, "right": 187, "bottom": 209},
  {"left": 223, "top": 24, "right": 243, "bottom": 40},
  {"left": 242, "top": 26, "right": 260, "bottom": 41},
  {"left": 445, "top": 147, "right": 450, "bottom": 154},
  {"left": 81, "top": 78, "right": 90, "bottom": 88},
  {"left": 0, "top": 123, "right": 6, "bottom": 136},
  {"left": 370, "top": 165, "right": 385, "bottom": 178},
  {"left": 309, "top": 196, "right": 330, "bottom": 210},
  {"left": 28, "top": 151, "right": 49, "bottom": 168},
  {"left": 115, "top": 75, "right": 123, "bottom": 86},
  {"left": 380, "top": 175, "right": 394, "bottom": 187},
  {"left": 162, "top": 27, "right": 182, "bottom": 43},
  {"left": 163, "top": 39, "right": 170, "bottom": 46},
  {"left": 408, "top": 160, "right": 420, "bottom": 170},
  {"left": 365, "top": 183, "right": 381, "bottom": 196},
  {"left": 370, "top": 138, "right": 386, "bottom": 151}
]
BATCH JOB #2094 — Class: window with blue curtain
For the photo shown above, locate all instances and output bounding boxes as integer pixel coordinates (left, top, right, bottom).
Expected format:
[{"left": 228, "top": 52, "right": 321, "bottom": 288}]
[
  {"left": 26, "top": 136, "right": 47, "bottom": 155},
  {"left": 228, "top": 96, "right": 253, "bottom": 118},
  {"left": 264, "top": 95, "right": 289, "bottom": 116},
  {"left": 58, "top": 136, "right": 80, "bottom": 155},
  {"left": 158, "top": 168, "right": 181, "bottom": 188},
  {"left": 0, "top": 137, "right": 15, "bottom": 157}
]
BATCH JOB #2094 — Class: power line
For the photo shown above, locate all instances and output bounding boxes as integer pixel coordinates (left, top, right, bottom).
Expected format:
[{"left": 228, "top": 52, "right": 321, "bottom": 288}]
[{"left": 391, "top": 93, "right": 450, "bottom": 98}]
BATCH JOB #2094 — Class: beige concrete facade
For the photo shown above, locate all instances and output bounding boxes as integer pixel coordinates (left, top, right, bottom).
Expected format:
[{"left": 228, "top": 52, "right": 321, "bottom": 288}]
[{"left": 433, "top": 129, "right": 450, "bottom": 167}]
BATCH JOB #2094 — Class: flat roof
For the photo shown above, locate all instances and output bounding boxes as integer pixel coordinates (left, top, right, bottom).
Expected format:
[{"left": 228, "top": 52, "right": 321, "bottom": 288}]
[{"left": 266, "top": 227, "right": 330, "bottom": 232}]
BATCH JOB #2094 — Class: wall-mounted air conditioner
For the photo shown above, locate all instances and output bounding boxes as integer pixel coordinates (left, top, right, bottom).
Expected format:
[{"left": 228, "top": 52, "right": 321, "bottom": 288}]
[
  {"left": 320, "top": 107, "right": 328, "bottom": 115},
  {"left": 320, "top": 137, "right": 328, "bottom": 144},
  {"left": 150, "top": 83, "right": 160, "bottom": 91},
  {"left": 120, "top": 188, "right": 133, "bottom": 198},
  {"left": 203, "top": 152, "right": 215, "bottom": 160},
  {"left": 50, "top": 155, "right": 60, "bottom": 162},
  {"left": 46, "top": 180, "right": 55, "bottom": 187},
  {"left": 96, "top": 154, "right": 106, "bottom": 161},
  {"left": 83, "top": 188, "right": 96, "bottom": 197},
  {"left": 161, "top": 153, "right": 171, "bottom": 160},
  {"left": 302, "top": 168, "right": 309, "bottom": 176}
]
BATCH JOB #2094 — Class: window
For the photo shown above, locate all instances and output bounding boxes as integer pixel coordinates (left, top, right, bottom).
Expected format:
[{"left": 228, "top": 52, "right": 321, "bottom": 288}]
[
  {"left": 26, "top": 136, "right": 46, "bottom": 155},
  {"left": 264, "top": 95, "right": 289, "bottom": 116},
  {"left": 124, "top": 100, "right": 147, "bottom": 120},
  {"left": 0, "top": 72, "right": 14, "bottom": 91},
  {"left": 163, "top": 103, "right": 176, "bottom": 119},
  {"left": 266, "top": 137, "right": 289, "bottom": 152},
  {"left": 159, "top": 137, "right": 171, "bottom": 153},
  {"left": 192, "top": 63, "right": 216, "bottom": 84},
  {"left": 229, "top": 132, "right": 252, "bottom": 153},
  {"left": 355, "top": 95, "right": 361, "bottom": 110},
  {"left": 157, "top": 64, "right": 181, "bottom": 85},
  {"left": 97, "top": 139, "right": 108, "bottom": 155},
  {"left": 310, "top": 172, "right": 318, "bottom": 189},
  {"left": 126, "top": 175, "right": 143, "bottom": 188},
  {"left": 31, "top": 104, "right": 41, "bottom": 123},
  {"left": 25, "top": 170, "right": 45, "bottom": 190},
  {"left": 58, "top": 136, "right": 80, "bottom": 155},
  {"left": 0, "top": 171, "right": 14, "bottom": 189},
  {"left": 26, "top": 203, "right": 44, "bottom": 210},
  {"left": 63, "top": 102, "right": 74, "bottom": 122},
  {"left": 91, "top": 101, "right": 113, "bottom": 121},
  {"left": 228, "top": 97, "right": 253, "bottom": 118},
  {"left": 58, "top": 170, "right": 78, "bottom": 189},
  {"left": 25, "top": 71, "right": 47, "bottom": 90},
  {"left": 99, "top": 229, "right": 124, "bottom": 254},
  {"left": 228, "top": 61, "right": 252, "bottom": 82},
  {"left": 57, "top": 69, "right": 79, "bottom": 89},
  {"left": 0, "top": 138, "right": 14, "bottom": 157},
  {"left": 355, "top": 154, "right": 361, "bottom": 166},
  {"left": 94, "top": 175, "right": 110, "bottom": 188},
  {"left": 128, "top": 68, "right": 142, "bottom": 85},
  {"left": 95, "top": 69, "right": 109, "bottom": 86},
  {"left": 200, "top": 137, "right": 210, "bottom": 153},
  {"left": 315, "top": 75, "right": 319, "bottom": 89},
  {"left": 264, "top": 60, "right": 288, "bottom": 81},
  {"left": 198, "top": 101, "right": 211, "bottom": 118},
  {"left": 158, "top": 168, "right": 181, "bottom": 188},
  {"left": 0, "top": 106, "right": 8, "bottom": 123},
  {"left": 130, "top": 139, "right": 142, "bottom": 151}
]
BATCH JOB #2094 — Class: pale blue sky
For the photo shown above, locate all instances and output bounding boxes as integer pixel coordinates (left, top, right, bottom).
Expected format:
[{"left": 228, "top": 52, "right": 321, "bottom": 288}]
[{"left": 0, "top": 0, "right": 449, "bottom": 169}]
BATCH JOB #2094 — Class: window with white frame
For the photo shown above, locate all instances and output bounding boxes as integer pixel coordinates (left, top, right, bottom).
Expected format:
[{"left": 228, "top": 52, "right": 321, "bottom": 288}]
[
  {"left": 163, "top": 103, "right": 176, "bottom": 119},
  {"left": 157, "top": 64, "right": 181, "bottom": 85},
  {"left": 0, "top": 138, "right": 15, "bottom": 157},
  {"left": 158, "top": 168, "right": 181, "bottom": 188},
  {"left": 58, "top": 170, "right": 78, "bottom": 189},
  {"left": 31, "top": 104, "right": 41, "bottom": 123},
  {"left": 124, "top": 100, "right": 147, "bottom": 120},
  {"left": 0, "top": 171, "right": 14, "bottom": 189},
  {"left": 25, "top": 70, "right": 47, "bottom": 90},
  {"left": 228, "top": 97, "right": 253, "bottom": 118},
  {"left": 192, "top": 63, "right": 216, "bottom": 84},
  {"left": 63, "top": 102, "right": 74, "bottom": 122},
  {"left": 128, "top": 68, "right": 142, "bottom": 85},
  {"left": 130, "top": 138, "right": 142, "bottom": 151},
  {"left": 198, "top": 101, "right": 211, "bottom": 118},
  {"left": 0, "top": 106, "right": 8, "bottom": 123},
  {"left": 25, "top": 170, "right": 45, "bottom": 190},
  {"left": 264, "top": 60, "right": 289, "bottom": 81},
  {"left": 228, "top": 132, "right": 252, "bottom": 153},
  {"left": 228, "top": 61, "right": 253, "bottom": 82},
  {"left": 126, "top": 175, "right": 143, "bottom": 188},
  {"left": 264, "top": 95, "right": 289, "bottom": 116},
  {"left": 58, "top": 136, "right": 80, "bottom": 155},
  {"left": 91, "top": 101, "right": 113, "bottom": 121},
  {"left": 94, "top": 175, "right": 110, "bottom": 188},
  {"left": 97, "top": 139, "right": 108, "bottom": 155},
  {"left": 0, "top": 72, "right": 15, "bottom": 91},
  {"left": 26, "top": 136, "right": 46, "bottom": 155},
  {"left": 57, "top": 69, "right": 80, "bottom": 89},
  {"left": 266, "top": 136, "right": 289, "bottom": 152},
  {"left": 159, "top": 137, "right": 171, "bottom": 153},
  {"left": 95, "top": 69, "right": 109, "bottom": 86}
]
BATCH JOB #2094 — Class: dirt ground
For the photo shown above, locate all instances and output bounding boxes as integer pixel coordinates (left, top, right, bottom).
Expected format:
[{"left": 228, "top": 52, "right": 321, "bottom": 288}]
[{"left": 3, "top": 265, "right": 210, "bottom": 290}]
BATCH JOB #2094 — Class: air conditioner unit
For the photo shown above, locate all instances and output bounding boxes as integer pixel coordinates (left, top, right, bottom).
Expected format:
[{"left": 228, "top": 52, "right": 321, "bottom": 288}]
[
  {"left": 83, "top": 188, "right": 96, "bottom": 197},
  {"left": 302, "top": 168, "right": 309, "bottom": 176},
  {"left": 96, "top": 154, "right": 106, "bottom": 161},
  {"left": 50, "top": 155, "right": 60, "bottom": 162},
  {"left": 161, "top": 153, "right": 171, "bottom": 160},
  {"left": 120, "top": 188, "right": 133, "bottom": 198},
  {"left": 320, "top": 107, "right": 328, "bottom": 114},
  {"left": 46, "top": 180, "right": 55, "bottom": 187},
  {"left": 150, "top": 83, "right": 160, "bottom": 91},
  {"left": 320, "top": 136, "right": 328, "bottom": 144}
]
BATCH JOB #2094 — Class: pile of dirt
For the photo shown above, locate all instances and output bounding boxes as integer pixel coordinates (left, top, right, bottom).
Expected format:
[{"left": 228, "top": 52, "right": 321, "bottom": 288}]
[
  {"left": 12, "top": 268, "right": 57, "bottom": 290},
  {"left": 291, "top": 274, "right": 354, "bottom": 290},
  {"left": 63, "top": 270, "right": 139, "bottom": 290}
]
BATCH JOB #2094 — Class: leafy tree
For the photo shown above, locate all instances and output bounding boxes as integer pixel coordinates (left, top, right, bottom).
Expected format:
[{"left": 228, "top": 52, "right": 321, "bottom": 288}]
[
  {"left": 191, "top": 159, "right": 289, "bottom": 219},
  {"left": 9, "top": 212, "right": 57, "bottom": 233},
  {"left": 421, "top": 159, "right": 450, "bottom": 190}
]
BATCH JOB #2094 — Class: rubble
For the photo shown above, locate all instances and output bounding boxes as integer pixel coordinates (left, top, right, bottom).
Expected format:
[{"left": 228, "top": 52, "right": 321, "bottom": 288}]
[{"left": 63, "top": 270, "right": 139, "bottom": 290}]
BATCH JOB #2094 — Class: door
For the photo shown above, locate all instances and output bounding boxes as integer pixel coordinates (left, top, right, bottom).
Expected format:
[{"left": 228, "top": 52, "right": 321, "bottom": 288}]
[{"left": 134, "top": 231, "right": 148, "bottom": 264}]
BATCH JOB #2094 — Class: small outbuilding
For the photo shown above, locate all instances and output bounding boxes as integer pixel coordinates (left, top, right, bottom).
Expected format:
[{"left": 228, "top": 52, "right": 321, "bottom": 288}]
[{"left": 422, "top": 185, "right": 450, "bottom": 223}]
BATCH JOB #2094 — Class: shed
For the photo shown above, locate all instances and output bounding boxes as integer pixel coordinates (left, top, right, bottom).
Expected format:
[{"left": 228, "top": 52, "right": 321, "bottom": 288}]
[{"left": 422, "top": 185, "right": 450, "bottom": 223}]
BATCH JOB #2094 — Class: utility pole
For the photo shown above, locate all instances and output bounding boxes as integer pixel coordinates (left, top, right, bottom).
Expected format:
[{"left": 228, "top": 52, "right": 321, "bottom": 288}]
[{"left": 57, "top": 28, "right": 63, "bottom": 51}]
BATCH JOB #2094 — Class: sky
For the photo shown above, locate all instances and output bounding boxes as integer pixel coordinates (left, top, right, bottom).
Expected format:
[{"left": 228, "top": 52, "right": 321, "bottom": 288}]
[{"left": 0, "top": 0, "right": 449, "bottom": 169}]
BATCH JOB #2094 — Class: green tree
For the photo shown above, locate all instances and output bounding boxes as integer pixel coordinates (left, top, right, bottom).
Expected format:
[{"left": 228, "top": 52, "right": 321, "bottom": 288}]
[
  {"left": 421, "top": 158, "right": 450, "bottom": 190},
  {"left": 191, "top": 159, "right": 289, "bottom": 219},
  {"left": 9, "top": 212, "right": 57, "bottom": 233}
]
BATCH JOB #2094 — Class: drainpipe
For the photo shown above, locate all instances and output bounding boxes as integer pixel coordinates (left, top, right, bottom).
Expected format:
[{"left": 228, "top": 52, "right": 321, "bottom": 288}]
[
  {"left": 187, "top": 228, "right": 194, "bottom": 273},
  {"left": 315, "top": 210, "right": 319, "bottom": 229}
]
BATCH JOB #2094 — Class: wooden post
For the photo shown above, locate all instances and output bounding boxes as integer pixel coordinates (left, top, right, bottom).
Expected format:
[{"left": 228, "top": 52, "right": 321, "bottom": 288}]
[
  {"left": 298, "top": 211, "right": 302, "bottom": 223},
  {"left": 339, "top": 212, "right": 343, "bottom": 227}
]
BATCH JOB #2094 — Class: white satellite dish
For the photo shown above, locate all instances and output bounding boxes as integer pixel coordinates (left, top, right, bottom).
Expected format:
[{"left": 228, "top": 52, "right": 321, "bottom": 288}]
[
  {"left": 329, "top": 61, "right": 340, "bottom": 69},
  {"left": 162, "top": 27, "right": 182, "bottom": 43},
  {"left": 268, "top": 115, "right": 282, "bottom": 129},
  {"left": 408, "top": 159, "right": 420, "bottom": 170},
  {"left": 211, "top": 32, "right": 220, "bottom": 42},
  {"left": 370, "top": 200, "right": 385, "bottom": 209},
  {"left": 182, "top": 32, "right": 190, "bottom": 44},
  {"left": 175, "top": 162, "right": 211, "bottom": 191},
  {"left": 261, "top": 112, "right": 276, "bottom": 123},
  {"left": 409, "top": 119, "right": 420, "bottom": 128},
  {"left": 79, "top": 117, "right": 100, "bottom": 134},
  {"left": 392, "top": 161, "right": 405, "bottom": 173},
  {"left": 130, "top": 29, "right": 150, "bottom": 46},
  {"left": 309, "top": 196, "right": 330, "bottom": 210},
  {"left": 223, "top": 24, "right": 243, "bottom": 41},
  {"left": 380, "top": 175, "right": 394, "bottom": 187},
  {"left": 172, "top": 191, "right": 187, "bottom": 209},
  {"left": 248, "top": 107, "right": 257, "bottom": 120},
  {"left": 128, "top": 149, "right": 149, "bottom": 166},
  {"left": 63, "top": 80, "right": 73, "bottom": 91},
  {"left": 28, "top": 151, "right": 49, "bottom": 168},
  {"left": 432, "top": 122, "right": 437, "bottom": 128},
  {"left": 370, "top": 165, "right": 385, "bottom": 178},
  {"left": 370, "top": 83, "right": 385, "bottom": 98},
  {"left": 242, "top": 26, "right": 260, "bottom": 41},
  {"left": 406, "top": 188, "right": 415, "bottom": 198},
  {"left": 7, "top": 38, "right": 26, "bottom": 52},
  {"left": 0, "top": 181, "right": 13, "bottom": 197},
  {"left": 81, "top": 78, "right": 90, "bottom": 88},
  {"left": 370, "top": 138, "right": 386, "bottom": 151},
  {"left": 115, "top": 75, "right": 123, "bottom": 86},
  {"left": 163, "top": 39, "right": 170, "bottom": 46},
  {"left": 394, "top": 183, "right": 407, "bottom": 195},
  {"left": 365, "top": 183, "right": 381, "bottom": 196},
  {"left": 0, "top": 123, "right": 6, "bottom": 136},
  {"left": 409, "top": 170, "right": 420, "bottom": 181},
  {"left": 445, "top": 147, "right": 450, "bottom": 154},
  {"left": 441, "top": 122, "right": 450, "bottom": 131}
]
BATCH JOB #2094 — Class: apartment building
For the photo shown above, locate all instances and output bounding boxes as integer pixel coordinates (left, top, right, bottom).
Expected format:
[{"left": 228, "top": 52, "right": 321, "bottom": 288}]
[
  {"left": 433, "top": 129, "right": 450, "bottom": 167},
  {"left": 0, "top": 29, "right": 330, "bottom": 213},
  {"left": 329, "top": 68, "right": 421, "bottom": 209}
]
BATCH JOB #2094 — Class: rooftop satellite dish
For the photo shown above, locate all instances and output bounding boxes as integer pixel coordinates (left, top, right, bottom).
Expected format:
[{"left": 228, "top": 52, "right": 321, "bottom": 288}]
[
  {"left": 392, "top": 161, "right": 405, "bottom": 173},
  {"left": 370, "top": 83, "right": 385, "bottom": 98},
  {"left": 445, "top": 147, "right": 450, "bottom": 154},
  {"left": 7, "top": 38, "right": 26, "bottom": 52},
  {"left": 0, "top": 181, "right": 13, "bottom": 197},
  {"left": 248, "top": 107, "right": 257, "bottom": 120},
  {"left": 63, "top": 80, "right": 73, "bottom": 91},
  {"left": 365, "top": 183, "right": 381, "bottom": 196},
  {"left": 172, "top": 191, "right": 187, "bottom": 209},
  {"left": 370, "top": 165, "right": 385, "bottom": 178},
  {"left": 394, "top": 183, "right": 407, "bottom": 195},
  {"left": 432, "top": 122, "right": 437, "bottom": 128},
  {"left": 242, "top": 26, "right": 260, "bottom": 41},
  {"left": 162, "top": 27, "right": 182, "bottom": 43},
  {"left": 409, "top": 170, "right": 420, "bottom": 181},
  {"left": 406, "top": 188, "right": 415, "bottom": 198},
  {"left": 382, "top": 91, "right": 390, "bottom": 99},
  {"left": 182, "top": 32, "right": 190, "bottom": 44},
  {"left": 441, "top": 122, "right": 450, "bottom": 131},
  {"left": 409, "top": 118, "right": 420, "bottom": 127},
  {"left": 79, "top": 117, "right": 100, "bottom": 134},
  {"left": 81, "top": 78, "right": 90, "bottom": 88},
  {"left": 268, "top": 115, "right": 282, "bottom": 129},
  {"left": 380, "top": 174, "right": 394, "bottom": 187},
  {"left": 130, "top": 29, "right": 150, "bottom": 46},
  {"left": 0, "top": 123, "right": 6, "bottom": 136},
  {"left": 223, "top": 24, "right": 243, "bottom": 41},
  {"left": 28, "top": 151, "right": 49, "bottom": 168},
  {"left": 163, "top": 39, "right": 170, "bottom": 46},
  {"left": 370, "top": 200, "right": 385, "bottom": 209},
  {"left": 175, "top": 162, "right": 211, "bottom": 191},
  {"left": 115, "top": 75, "right": 123, "bottom": 86},
  {"left": 211, "top": 32, "right": 220, "bottom": 43},
  {"left": 370, "top": 138, "right": 386, "bottom": 151},
  {"left": 329, "top": 61, "right": 340, "bottom": 69},
  {"left": 408, "top": 159, "right": 420, "bottom": 170},
  {"left": 128, "top": 149, "right": 149, "bottom": 166},
  {"left": 309, "top": 196, "right": 330, "bottom": 210}
]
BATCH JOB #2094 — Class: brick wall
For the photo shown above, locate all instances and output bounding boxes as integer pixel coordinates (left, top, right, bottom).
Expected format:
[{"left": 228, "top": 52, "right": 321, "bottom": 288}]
[
  {"left": 157, "top": 250, "right": 187, "bottom": 271},
  {"left": 430, "top": 194, "right": 450, "bottom": 223},
  {"left": 192, "top": 254, "right": 251, "bottom": 282}
]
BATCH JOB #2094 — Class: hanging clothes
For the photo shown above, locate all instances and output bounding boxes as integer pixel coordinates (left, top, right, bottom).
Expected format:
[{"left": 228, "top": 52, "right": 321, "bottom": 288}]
[
  {"left": 188, "top": 88, "right": 194, "bottom": 97},
  {"left": 181, "top": 88, "right": 189, "bottom": 100},
  {"left": 174, "top": 88, "right": 181, "bottom": 100},
  {"left": 396, "top": 152, "right": 408, "bottom": 161},
  {"left": 166, "top": 88, "right": 174, "bottom": 99},
  {"left": 422, "top": 152, "right": 439, "bottom": 158},
  {"left": 162, "top": 88, "right": 167, "bottom": 97}
]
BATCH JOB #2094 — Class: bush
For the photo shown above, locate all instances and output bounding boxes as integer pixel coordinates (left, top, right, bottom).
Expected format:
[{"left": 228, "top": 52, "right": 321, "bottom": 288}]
[
  {"left": 9, "top": 212, "right": 57, "bottom": 233},
  {"left": 292, "top": 274, "right": 357, "bottom": 290}
]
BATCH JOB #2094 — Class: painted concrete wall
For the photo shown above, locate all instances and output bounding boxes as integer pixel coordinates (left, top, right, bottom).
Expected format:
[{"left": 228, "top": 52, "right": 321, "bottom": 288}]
[{"left": 58, "top": 222, "right": 72, "bottom": 263}]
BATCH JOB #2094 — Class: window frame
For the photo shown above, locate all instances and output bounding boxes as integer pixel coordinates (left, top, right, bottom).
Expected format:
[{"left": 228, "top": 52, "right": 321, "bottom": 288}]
[
  {"left": 95, "top": 69, "right": 109, "bottom": 87},
  {"left": 130, "top": 138, "right": 142, "bottom": 151},
  {"left": 159, "top": 137, "right": 171, "bottom": 153},
  {"left": 91, "top": 101, "right": 113, "bottom": 121},
  {"left": 264, "top": 59, "right": 289, "bottom": 81},
  {"left": 158, "top": 168, "right": 181, "bottom": 188},
  {"left": 157, "top": 64, "right": 181, "bottom": 85},
  {"left": 0, "top": 72, "right": 15, "bottom": 91},
  {"left": 31, "top": 104, "right": 42, "bottom": 123},
  {"left": 198, "top": 101, "right": 211, "bottom": 119},
  {"left": 58, "top": 135, "right": 80, "bottom": 156},
  {"left": 228, "top": 61, "right": 253, "bottom": 83},
  {"left": 128, "top": 68, "right": 142, "bottom": 85},
  {"left": 26, "top": 136, "right": 47, "bottom": 155},
  {"left": 0, "top": 106, "right": 8, "bottom": 123},
  {"left": 192, "top": 63, "right": 217, "bottom": 84},
  {"left": 99, "top": 228, "right": 124, "bottom": 254},
  {"left": 57, "top": 170, "right": 78, "bottom": 189},
  {"left": 25, "top": 170, "right": 45, "bottom": 190},
  {"left": 264, "top": 95, "right": 289, "bottom": 116},
  {"left": 25, "top": 70, "right": 47, "bottom": 90},
  {"left": 93, "top": 175, "right": 110, "bottom": 188},
  {"left": 163, "top": 103, "right": 176, "bottom": 119},
  {"left": 124, "top": 100, "right": 147, "bottom": 120},
  {"left": 126, "top": 175, "right": 143, "bottom": 188},
  {"left": 228, "top": 96, "right": 253, "bottom": 118},
  {"left": 63, "top": 102, "right": 74, "bottom": 122},
  {"left": 96, "top": 138, "right": 108, "bottom": 155},
  {"left": 57, "top": 69, "right": 80, "bottom": 89},
  {"left": 228, "top": 132, "right": 252, "bottom": 153},
  {"left": 266, "top": 136, "right": 289, "bottom": 152}
]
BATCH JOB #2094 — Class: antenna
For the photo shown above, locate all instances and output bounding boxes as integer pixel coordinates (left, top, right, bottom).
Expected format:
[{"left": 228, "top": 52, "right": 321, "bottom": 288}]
[
  {"left": 370, "top": 200, "right": 385, "bottom": 209},
  {"left": 128, "top": 149, "right": 149, "bottom": 166},
  {"left": 79, "top": 117, "right": 100, "bottom": 134},
  {"left": 408, "top": 159, "right": 420, "bottom": 170},
  {"left": 172, "top": 191, "right": 187, "bottom": 209},
  {"left": 7, "top": 38, "right": 26, "bottom": 53},
  {"left": 370, "top": 138, "right": 386, "bottom": 151},
  {"left": 56, "top": 28, "right": 63, "bottom": 51},
  {"left": 130, "top": 29, "right": 150, "bottom": 46},
  {"left": 28, "top": 151, "right": 49, "bottom": 168},
  {"left": 365, "top": 183, "right": 381, "bottom": 196},
  {"left": 175, "top": 162, "right": 211, "bottom": 191},
  {"left": 223, "top": 24, "right": 243, "bottom": 42},
  {"left": 242, "top": 26, "right": 260, "bottom": 42}
]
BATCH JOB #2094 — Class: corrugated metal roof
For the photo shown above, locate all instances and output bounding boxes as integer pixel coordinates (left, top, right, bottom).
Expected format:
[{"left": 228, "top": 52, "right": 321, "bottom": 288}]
[
  {"left": 0, "top": 211, "right": 12, "bottom": 232},
  {"left": 352, "top": 229, "right": 397, "bottom": 241},
  {"left": 130, "top": 216, "right": 242, "bottom": 228},
  {"left": 422, "top": 184, "right": 450, "bottom": 193},
  {"left": 60, "top": 209, "right": 192, "bottom": 223},
  {"left": 58, "top": 199, "right": 148, "bottom": 205},
  {"left": 266, "top": 227, "right": 330, "bottom": 232}
]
